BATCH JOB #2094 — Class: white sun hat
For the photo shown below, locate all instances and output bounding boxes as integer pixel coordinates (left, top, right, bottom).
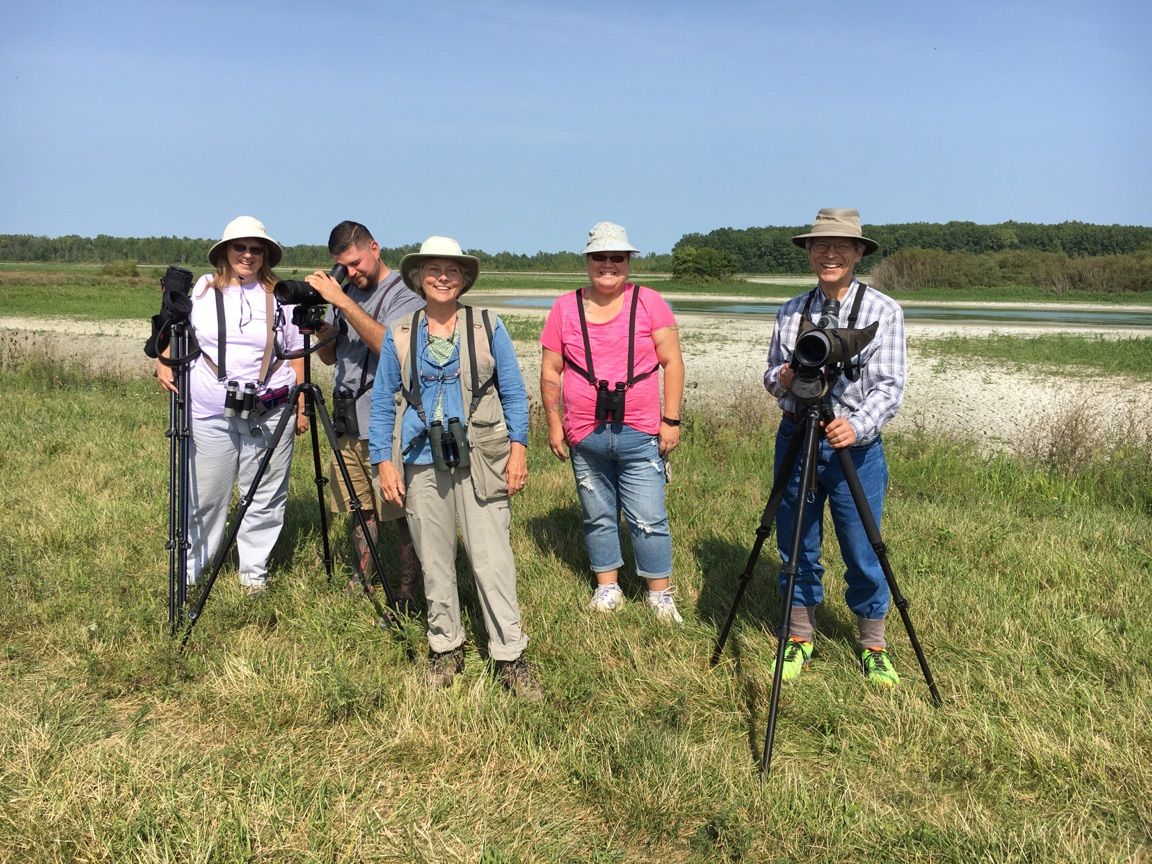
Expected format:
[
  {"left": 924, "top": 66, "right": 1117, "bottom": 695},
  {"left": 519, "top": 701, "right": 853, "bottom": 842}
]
[
  {"left": 207, "top": 215, "right": 283, "bottom": 267},
  {"left": 582, "top": 222, "right": 640, "bottom": 256}
]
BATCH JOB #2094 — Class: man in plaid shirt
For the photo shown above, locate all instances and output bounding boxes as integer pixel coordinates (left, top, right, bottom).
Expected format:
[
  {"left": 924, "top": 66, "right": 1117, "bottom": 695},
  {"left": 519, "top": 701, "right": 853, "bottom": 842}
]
[{"left": 763, "top": 208, "right": 907, "bottom": 687}]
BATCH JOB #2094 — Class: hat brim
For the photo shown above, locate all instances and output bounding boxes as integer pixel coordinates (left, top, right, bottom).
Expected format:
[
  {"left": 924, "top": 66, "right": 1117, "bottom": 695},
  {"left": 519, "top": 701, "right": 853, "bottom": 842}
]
[
  {"left": 791, "top": 232, "right": 878, "bottom": 256},
  {"left": 399, "top": 253, "right": 481, "bottom": 295}
]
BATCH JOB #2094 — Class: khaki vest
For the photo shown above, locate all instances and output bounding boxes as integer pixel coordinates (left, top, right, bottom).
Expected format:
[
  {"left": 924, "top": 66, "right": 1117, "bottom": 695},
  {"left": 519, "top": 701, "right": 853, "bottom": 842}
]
[{"left": 389, "top": 306, "right": 511, "bottom": 501}]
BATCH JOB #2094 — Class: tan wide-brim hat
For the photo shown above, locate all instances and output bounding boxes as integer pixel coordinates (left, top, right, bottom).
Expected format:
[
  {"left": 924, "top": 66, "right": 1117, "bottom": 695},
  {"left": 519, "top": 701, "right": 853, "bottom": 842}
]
[
  {"left": 582, "top": 221, "right": 640, "bottom": 256},
  {"left": 791, "top": 208, "right": 879, "bottom": 256},
  {"left": 207, "top": 215, "right": 283, "bottom": 268},
  {"left": 399, "top": 236, "right": 481, "bottom": 295}
]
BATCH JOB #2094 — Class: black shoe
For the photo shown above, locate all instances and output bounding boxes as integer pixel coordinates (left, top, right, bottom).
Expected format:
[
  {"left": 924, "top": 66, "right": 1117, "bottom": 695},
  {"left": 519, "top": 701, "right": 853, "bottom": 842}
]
[{"left": 427, "top": 646, "right": 465, "bottom": 688}]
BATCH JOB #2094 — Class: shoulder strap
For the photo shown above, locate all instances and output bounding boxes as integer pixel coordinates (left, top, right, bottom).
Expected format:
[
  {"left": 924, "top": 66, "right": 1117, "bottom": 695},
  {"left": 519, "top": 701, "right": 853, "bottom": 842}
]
[
  {"left": 461, "top": 304, "right": 499, "bottom": 416},
  {"left": 843, "top": 281, "right": 869, "bottom": 382},
  {"left": 198, "top": 287, "right": 228, "bottom": 381}
]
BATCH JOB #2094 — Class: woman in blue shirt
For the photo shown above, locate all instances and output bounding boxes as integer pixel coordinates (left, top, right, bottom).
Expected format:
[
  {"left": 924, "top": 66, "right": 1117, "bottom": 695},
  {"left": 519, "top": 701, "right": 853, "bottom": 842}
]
[{"left": 369, "top": 236, "right": 539, "bottom": 699}]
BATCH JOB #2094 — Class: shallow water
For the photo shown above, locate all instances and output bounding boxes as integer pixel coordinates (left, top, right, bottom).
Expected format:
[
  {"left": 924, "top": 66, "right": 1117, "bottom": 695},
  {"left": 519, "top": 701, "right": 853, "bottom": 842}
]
[{"left": 482, "top": 294, "right": 1152, "bottom": 328}]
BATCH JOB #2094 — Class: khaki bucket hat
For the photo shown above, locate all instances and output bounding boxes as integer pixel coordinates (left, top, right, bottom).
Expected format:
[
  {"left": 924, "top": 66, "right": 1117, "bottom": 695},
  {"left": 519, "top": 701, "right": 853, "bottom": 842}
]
[
  {"left": 208, "top": 215, "right": 283, "bottom": 267},
  {"left": 791, "top": 208, "right": 879, "bottom": 256},
  {"left": 399, "top": 236, "right": 481, "bottom": 295}
]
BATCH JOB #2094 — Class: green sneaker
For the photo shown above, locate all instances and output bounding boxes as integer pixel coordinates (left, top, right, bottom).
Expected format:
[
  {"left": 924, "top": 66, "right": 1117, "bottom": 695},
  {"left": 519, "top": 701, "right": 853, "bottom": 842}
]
[
  {"left": 860, "top": 647, "right": 900, "bottom": 687},
  {"left": 770, "top": 638, "right": 813, "bottom": 681}
]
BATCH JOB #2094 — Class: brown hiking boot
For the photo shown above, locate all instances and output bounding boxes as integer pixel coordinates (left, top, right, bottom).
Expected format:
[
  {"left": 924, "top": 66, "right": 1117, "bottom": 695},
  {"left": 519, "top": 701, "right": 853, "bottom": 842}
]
[
  {"left": 427, "top": 646, "right": 465, "bottom": 688},
  {"left": 495, "top": 654, "right": 544, "bottom": 702}
]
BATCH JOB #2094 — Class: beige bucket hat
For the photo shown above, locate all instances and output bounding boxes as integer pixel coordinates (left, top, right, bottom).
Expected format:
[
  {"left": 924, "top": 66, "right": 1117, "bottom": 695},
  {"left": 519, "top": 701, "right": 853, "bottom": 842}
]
[
  {"left": 208, "top": 215, "right": 283, "bottom": 267},
  {"left": 399, "top": 236, "right": 481, "bottom": 295},
  {"left": 582, "top": 221, "right": 640, "bottom": 256},
  {"left": 791, "top": 208, "right": 879, "bottom": 256}
]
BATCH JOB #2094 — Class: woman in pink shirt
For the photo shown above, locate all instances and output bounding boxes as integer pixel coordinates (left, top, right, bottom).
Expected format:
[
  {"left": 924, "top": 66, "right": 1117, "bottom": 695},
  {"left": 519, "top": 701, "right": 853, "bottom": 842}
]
[{"left": 540, "top": 222, "right": 686, "bottom": 623}]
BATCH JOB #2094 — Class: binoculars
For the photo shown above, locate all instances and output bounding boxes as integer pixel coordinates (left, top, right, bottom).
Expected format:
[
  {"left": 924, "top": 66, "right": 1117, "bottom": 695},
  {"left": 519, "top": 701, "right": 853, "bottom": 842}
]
[
  {"left": 332, "top": 387, "right": 359, "bottom": 438},
  {"left": 595, "top": 380, "right": 626, "bottom": 423},
  {"left": 429, "top": 417, "right": 470, "bottom": 472},
  {"left": 224, "top": 381, "right": 258, "bottom": 419}
]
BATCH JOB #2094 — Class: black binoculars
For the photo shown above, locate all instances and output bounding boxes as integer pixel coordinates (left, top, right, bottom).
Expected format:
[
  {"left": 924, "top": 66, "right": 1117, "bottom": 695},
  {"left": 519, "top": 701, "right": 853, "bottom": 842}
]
[
  {"left": 332, "top": 387, "right": 359, "bottom": 438},
  {"left": 595, "top": 380, "right": 626, "bottom": 423},
  {"left": 429, "top": 417, "right": 470, "bottom": 472}
]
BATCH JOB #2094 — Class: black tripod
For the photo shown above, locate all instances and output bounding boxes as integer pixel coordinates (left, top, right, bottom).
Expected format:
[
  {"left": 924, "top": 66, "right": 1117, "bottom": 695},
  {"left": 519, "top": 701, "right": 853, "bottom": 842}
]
[
  {"left": 711, "top": 393, "right": 941, "bottom": 776},
  {"left": 178, "top": 330, "right": 404, "bottom": 648},
  {"left": 163, "top": 318, "right": 195, "bottom": 635}
]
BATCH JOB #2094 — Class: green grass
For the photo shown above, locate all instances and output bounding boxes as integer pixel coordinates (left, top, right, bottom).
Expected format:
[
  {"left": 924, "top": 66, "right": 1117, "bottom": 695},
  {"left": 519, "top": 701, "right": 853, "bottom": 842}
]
[
  {"left": 1, "top": 341, "right": 1150, "bottom": 862},
  {"left": 917, "top": 332, "right": 1152, "bottom": 378},
  {"left": 2, "top": 264, "right": 1150, "bottom": 323}
]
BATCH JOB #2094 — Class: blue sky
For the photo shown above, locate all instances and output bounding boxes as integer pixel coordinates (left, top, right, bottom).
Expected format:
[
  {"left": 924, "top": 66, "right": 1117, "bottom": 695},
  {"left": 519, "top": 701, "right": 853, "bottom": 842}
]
[{"left": 1, "top": 0, "right": 1148, "bottom": 254}]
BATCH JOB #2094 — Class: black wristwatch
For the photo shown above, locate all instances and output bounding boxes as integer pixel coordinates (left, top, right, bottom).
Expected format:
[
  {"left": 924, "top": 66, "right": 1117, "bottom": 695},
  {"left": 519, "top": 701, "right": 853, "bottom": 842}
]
[{"left": 661, "top": 416, "right": 681, "bottom": 427}]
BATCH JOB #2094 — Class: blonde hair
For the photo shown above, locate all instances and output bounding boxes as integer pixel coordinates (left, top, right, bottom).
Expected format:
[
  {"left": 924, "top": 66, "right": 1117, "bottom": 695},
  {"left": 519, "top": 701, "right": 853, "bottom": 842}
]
[{"left": 210, "top": 242, "right": 278, "bottom": 293}]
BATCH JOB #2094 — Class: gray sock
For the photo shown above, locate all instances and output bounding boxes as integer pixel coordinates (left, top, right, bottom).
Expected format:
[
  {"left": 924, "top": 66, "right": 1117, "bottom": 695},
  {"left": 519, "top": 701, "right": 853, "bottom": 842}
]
[
  {"left": 857, "top": 616, "right": 887, "bottom": 652},
  {"left": 783, "top": 605, "right": 816, "bottom": 642}
]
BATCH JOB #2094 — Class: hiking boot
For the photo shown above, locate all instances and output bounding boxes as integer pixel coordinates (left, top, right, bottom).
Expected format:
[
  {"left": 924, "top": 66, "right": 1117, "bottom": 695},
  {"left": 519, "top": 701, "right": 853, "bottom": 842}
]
[
  {"left": 860, "top": 647, "right": 900, "bottom": 687},
  {"left": 495, "top": 654, "right": 544, "bottom": 702},
  {"left": 427, "top": 646, "right": 465, "bottom": 688},
  {"left": 240, "top": 579, "right": 268, "bottom": 598},
  {"left": 770, "top": 638, "right": 813, "bottom": 682},
  {"left": 589, "top": 582, "right": 624, "bottom": 613},
  {"left": 647, "top": 587, "right": 684, "bottom": 625}
]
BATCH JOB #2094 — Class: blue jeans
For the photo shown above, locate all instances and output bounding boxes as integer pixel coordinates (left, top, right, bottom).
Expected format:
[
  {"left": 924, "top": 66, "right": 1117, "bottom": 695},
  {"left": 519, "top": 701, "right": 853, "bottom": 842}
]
[
  {"left": 570, "top": 423, "right": 672, "bottom": 580},
  {"left": 774, "top": 417, "right": 890, "bottom": 619}
]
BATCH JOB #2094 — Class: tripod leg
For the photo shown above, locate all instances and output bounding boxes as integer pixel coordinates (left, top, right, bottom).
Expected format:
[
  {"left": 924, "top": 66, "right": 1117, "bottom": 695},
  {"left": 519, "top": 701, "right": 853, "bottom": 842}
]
[
  {"left": 762, "top": 407, "right": 823, "bottom": 776},
  {"left": 710, "top": 420, "right": 805, "bottom": 666},
  {"left": 180, "top": 387, "right": 301, "bottom": 649},
  {"left": 308, "top": 390, "right": 404, "bottom": 624},
  {"left": 825, "top": 410, "right": 942, "bottom": 705},
  {"left": 303, "top": 386, "right": 334, "bottom": 581}
]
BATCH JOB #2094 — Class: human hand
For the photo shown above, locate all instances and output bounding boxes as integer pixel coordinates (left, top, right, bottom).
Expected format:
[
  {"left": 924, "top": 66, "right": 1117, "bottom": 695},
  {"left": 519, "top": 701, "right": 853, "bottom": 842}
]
[
  {"left": 658, "top": 423, "right": 680, "bottom": 457},
  {"left": 822, "top": 417, "right": 857, "bottom": 449},
  {"left": 506, "top": 443, "right": 528, "bottom": 496},
  {"left": 304, "top": 272, "right": 345, "bottom": 305},
  {"left": 377, "top": 462, "right": 405, "bottom": 506},
  {"left": 156, "top": 359, "right": 178, "bottom": 394},
  {"left": 547, "top": 426, "right": 569, "bottom": 462}
]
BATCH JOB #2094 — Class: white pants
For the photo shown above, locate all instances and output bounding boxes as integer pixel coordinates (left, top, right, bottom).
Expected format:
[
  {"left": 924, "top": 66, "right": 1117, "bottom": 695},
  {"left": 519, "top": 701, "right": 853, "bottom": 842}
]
[{"left": 186, "top": 408, "right": 295, "bottom": 588}]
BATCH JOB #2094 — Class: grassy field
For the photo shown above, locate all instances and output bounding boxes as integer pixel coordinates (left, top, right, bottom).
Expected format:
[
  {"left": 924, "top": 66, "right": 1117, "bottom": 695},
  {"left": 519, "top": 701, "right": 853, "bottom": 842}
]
[
  {"left": 0, "top": 330, "right": 1150, "bottom": 862},
  {"left": 3, "top": 263, "right": 1151, "bottom": 323}
]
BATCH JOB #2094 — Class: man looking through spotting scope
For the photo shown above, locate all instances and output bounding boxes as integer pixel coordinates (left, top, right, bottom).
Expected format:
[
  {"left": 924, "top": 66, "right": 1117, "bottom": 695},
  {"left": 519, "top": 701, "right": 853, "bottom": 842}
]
[
  {"left": 305, "top": 221, "right": 426, "bottom": 608},
  {"left": 763, "top": 208, "right": 906, "bottom": 686}
]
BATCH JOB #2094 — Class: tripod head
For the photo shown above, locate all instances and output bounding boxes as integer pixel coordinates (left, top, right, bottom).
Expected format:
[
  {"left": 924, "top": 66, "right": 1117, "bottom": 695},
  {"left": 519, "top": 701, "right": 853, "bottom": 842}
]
[{"left": 788, "top": 318, "right": 878, "bottom": 403}]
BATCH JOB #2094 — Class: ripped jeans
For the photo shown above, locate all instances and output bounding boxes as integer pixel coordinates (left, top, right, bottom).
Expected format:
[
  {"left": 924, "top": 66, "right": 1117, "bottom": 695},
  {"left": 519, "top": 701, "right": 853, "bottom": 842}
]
[{"left": 570, "top": 422, "right": 672, "bottom": 580}]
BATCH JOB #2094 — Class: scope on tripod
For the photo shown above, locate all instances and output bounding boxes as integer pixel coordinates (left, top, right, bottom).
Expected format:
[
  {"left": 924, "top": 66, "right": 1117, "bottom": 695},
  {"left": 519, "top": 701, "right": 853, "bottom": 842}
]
[
  {"left": 274, "top": 263, "right": 348, "bottom": 306},
  {"left": 162, "top": 266, "right": 194, "bottom": 297},
  {"left": 793, "top": 319, "right": 878, "bottom": 369}
]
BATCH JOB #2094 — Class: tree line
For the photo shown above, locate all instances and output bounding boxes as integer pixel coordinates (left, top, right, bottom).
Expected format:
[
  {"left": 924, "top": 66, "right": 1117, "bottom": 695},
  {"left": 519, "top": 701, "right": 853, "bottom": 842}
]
[
  {"left": 672, "top": 220, "right": 1152, "bottom": 278},
  {"left": 0, "top": 234, "right": 671, "bottom": 272}
]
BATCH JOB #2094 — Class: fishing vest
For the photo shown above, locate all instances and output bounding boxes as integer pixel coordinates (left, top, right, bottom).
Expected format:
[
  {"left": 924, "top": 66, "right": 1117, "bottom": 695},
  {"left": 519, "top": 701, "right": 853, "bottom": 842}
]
[{"left": 389, "top": 305, "right": 512, "bottom": 501}]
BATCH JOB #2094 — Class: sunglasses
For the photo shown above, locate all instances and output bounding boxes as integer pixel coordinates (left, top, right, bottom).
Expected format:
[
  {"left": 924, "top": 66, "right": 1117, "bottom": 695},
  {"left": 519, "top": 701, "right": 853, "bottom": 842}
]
[
  {"left": 231, "top": 243, "right": 266, "bottom": 257},
  {"left": 590, "top": 253, "right": 628, "bottom": 263}
]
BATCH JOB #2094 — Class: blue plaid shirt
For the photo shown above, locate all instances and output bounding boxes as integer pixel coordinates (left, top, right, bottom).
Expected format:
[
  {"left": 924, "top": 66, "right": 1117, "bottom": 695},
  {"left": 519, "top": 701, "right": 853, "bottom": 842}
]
[{"left": 764, "top": 280, "right": 906, "bottom": 446}]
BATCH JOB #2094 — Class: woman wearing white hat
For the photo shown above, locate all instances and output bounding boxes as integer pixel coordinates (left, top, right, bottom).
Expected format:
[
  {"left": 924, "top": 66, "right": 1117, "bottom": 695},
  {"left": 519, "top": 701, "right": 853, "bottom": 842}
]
[
  {"left": 539, "top": 222, "right": 687, "bottom": 623},
  {"left": 156, "top": 216, "right": 308, "bottom": 596},
  {"left": 368, "top": 236, "right": 540, "bottom": 699}
]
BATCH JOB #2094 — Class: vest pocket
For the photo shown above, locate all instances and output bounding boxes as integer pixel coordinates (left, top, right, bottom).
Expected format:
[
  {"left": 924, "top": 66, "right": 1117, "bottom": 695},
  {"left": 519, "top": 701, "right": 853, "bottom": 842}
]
[{"left": 468, "top": 418, "right": 510, "bottom": 500}]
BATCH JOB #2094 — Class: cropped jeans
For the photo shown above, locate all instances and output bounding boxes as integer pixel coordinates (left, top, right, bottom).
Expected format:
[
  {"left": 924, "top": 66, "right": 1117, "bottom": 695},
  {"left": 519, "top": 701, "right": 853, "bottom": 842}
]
[
  {"left": 773, "top": 416, "right": 890, "bottom": 619},
  {"left": 570, "top": 422, "right": 672, "bottom": 580}
]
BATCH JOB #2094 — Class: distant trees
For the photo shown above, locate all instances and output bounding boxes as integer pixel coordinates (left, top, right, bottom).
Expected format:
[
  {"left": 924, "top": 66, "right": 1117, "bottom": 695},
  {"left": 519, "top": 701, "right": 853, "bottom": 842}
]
[
  {"left": 671, "top": 221, "right": 1152, "bottom": 274},
  {"left": 670, "top": 245, "right": 735, "bottom": 281}
]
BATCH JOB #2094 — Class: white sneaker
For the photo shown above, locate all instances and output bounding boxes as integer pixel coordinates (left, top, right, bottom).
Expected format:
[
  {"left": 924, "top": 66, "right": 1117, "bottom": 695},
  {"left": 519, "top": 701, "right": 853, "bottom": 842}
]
[
  {"left": 589, "top": 582, "right": 624, "bottom": 612},
  {"left": 647, "top": 587, "right": 684, "bottom": 625}
]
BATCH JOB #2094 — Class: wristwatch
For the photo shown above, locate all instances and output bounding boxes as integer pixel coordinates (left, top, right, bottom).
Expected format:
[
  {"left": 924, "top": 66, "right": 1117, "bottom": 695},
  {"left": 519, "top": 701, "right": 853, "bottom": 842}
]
[{"left": 661, "top": 416, "right": 681, "bottom": 427}]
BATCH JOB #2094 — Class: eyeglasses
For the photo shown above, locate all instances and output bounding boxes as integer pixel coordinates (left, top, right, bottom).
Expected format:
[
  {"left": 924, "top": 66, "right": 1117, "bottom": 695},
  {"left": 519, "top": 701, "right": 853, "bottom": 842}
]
[
  {"left": 808, "top": 240, "right": 858, "bottom": 255},
  {"left": 590, "top": 253, "right": 628, "bottom": 264},
  {"left": 231, "top": 243, "right": 266, "bottom": 257}
]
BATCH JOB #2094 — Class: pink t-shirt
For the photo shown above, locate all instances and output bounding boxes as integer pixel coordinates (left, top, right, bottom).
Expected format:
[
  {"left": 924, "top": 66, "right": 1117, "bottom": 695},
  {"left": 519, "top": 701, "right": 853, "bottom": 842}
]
[{"left": 540, "top": 284, "right": 676, "bottom": 446}]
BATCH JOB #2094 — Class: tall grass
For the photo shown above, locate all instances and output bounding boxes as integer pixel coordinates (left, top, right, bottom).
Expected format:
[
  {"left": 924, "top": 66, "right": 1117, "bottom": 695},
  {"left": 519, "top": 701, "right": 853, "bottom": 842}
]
[{"left": 0, "top": 346, "right": 1150, "bottom": 863}]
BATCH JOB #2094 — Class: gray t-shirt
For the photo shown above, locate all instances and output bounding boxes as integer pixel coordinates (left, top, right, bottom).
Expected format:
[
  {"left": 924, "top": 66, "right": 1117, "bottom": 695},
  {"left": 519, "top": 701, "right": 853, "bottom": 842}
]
[{"left": 329, "top": 269, "right": 424, "bottom": 438}]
